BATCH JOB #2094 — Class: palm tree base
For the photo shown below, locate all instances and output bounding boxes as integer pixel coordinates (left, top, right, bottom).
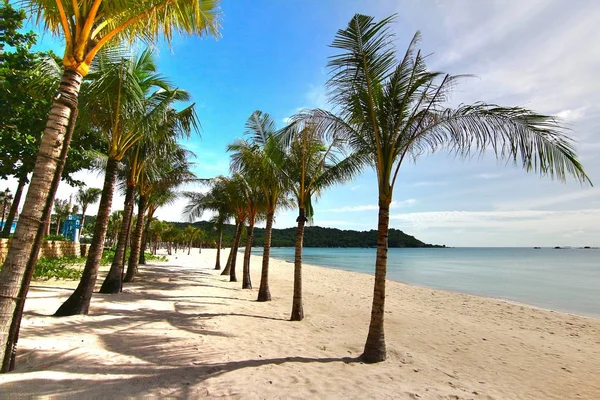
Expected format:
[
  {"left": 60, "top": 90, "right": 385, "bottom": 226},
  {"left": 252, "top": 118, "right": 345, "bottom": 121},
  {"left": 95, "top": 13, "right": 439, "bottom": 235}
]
[
  {"left": 99, "top": 276, "right": 121, "bottom": 294},
  {"left": 360, "top": 341, "right": 386, "bottom": 363},
  {"left": 54, "top": 288, "right": 88, "bottom": 316},
  {"left": 257, "top": 287, "right": 271, "bottom": 302},
  {"left": 290, "top": 307, "right": 304, "bottom": 321}
]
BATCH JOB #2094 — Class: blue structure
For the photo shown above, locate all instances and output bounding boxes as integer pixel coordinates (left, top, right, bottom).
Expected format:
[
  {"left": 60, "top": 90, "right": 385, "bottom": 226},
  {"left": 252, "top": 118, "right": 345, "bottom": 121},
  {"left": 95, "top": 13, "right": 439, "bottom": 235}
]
[
  {"left": 61, "top": 215, "right": 81, "bottom": 242},
  {"left": 0, "top": 221, "right": 17, "bottom": 234}
]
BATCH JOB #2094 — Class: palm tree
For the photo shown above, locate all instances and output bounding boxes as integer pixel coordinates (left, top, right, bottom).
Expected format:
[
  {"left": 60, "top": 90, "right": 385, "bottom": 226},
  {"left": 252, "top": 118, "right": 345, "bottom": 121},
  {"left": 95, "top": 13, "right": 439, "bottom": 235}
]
[
  {"left": 305, "top": 14, "right": 591, "bottom": 363},
  {"left": 184, "top": 176, "right": 233, "bottom": 270},
  {"left": 228, "top": 111, "right": 290, "bottom": 301},
  {"left": 0, "top": 1, "right": 220, "bottom": 371},
  {"left": 106, "top": 210, "right": 124, "bottom": 247},
  {"left": 125, "top": 145, "right": 197, "bottom": 282},
  {"left": 235, "top": 175, "right": 266, "bottom": 289},
  {"left": 76, "top": 186, "right": 102, "bottom": 239},
  {"left": 52, "top": 198, "right": 70, "bottom": 235},
  {"left": 219, "top": 174, "right": 248, "bottom": 282},
  {"left": 99, "top": 64, "right": 199, "bottom": 294},
  {"left": 279, "top": 118, "right": 363, "bottom": 320}
]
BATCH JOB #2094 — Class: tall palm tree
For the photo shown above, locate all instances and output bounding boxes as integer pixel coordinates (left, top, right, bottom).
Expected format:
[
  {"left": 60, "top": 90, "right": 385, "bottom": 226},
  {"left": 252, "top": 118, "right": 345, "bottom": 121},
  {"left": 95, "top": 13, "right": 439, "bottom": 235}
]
[
  {"left": 0, "top": 2, "right": 220, "bottom": 371},
  {"left": 52, "top": 198, "right": 70, "bottom": 235},
  {"left": 184, "top": 176, "right": 232, "bottom": 270},
  {"left": 219, "top": 174, "right": 247, "bottom": 282},
  {"left": 100, "top": 76, "right": 199, "bottom": 294},
  {"left": 306, "top": 14, "right": 590, "bottom": 363},
  {"left": 234, "top": 175, "right": 266, "bottom": 289},
  {"left": 76, "top": 186, "right": 102, "bottom": 238},
  {"left": 56, "top": 51, "right": 192, "bottom": 311},
  {"left": 279, "top": 118, "right": 363, "bottom": 320},
  {"left": 229, "top": 111, "right": 290, "bottom": 301},
  {"left": 124, "top": 143, "right": 197, "bottom": 282}
]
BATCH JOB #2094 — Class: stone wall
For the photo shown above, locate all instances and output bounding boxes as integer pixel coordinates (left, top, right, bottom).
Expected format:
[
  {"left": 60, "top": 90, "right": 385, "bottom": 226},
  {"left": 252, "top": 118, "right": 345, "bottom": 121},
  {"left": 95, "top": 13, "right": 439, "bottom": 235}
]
[{"left": 0, "top": 239, "right": 91, "bottom": 264}]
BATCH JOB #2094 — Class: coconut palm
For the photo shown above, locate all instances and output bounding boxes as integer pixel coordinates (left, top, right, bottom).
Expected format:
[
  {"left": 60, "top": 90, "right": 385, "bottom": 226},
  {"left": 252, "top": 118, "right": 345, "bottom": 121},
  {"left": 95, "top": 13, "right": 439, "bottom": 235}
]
[
  {"left": 52, "top": 198, "right": 70, "bottom": 235},
  {"left": 124, "top": 145, "right": 197, "bottom": 282},
  {"left": 234, "top": 175, "right": 266, "bottom": 290},
  {"left": 100, "top": 89, "right": 199, "bottom": 294},
  {"left": 184, "top": 176, "right": 233, "bottom": 270},
  {"left": 76, "top": 186, "right": 102, "bottom": 238},
  {"left": 219, "top": 174, "right": 248, "bottom": 282},
  {"left": 228, "top": 111, "right": 290, "bottom": 301},
  {"left": 56, "top": 51, "right": 194, "bottom": 311},
  {"left": 303, "top": 14, "right": 591, "bottom": 362},
  {"left": 278, "top": 118, "right": 363, "bottom": 320},
  {"left": 105, "top": 210, "right": 124, "bottom": 247},
  {"left": 0, "top": 1, "right": 220, "bottom": 371}
]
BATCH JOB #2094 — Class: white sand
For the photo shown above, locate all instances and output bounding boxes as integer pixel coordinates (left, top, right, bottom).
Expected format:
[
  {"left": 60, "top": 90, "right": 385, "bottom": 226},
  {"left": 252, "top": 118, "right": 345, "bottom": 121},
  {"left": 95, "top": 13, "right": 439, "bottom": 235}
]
[{"left": 0, "top": 248, "right": 598, "bottom": 399}]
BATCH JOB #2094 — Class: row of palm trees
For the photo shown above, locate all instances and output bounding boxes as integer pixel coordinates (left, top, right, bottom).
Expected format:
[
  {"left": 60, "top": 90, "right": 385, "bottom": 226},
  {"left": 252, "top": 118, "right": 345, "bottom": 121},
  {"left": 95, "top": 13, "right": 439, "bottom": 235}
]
[
  {"left": 0, "top": 4, "right": 590, "bottom": 373},
  {"left": 187, "top": 14, "right": 590, "bottom": 364},
  {"left": 0, "top": 0, "right": 221, "bottom": 372}
]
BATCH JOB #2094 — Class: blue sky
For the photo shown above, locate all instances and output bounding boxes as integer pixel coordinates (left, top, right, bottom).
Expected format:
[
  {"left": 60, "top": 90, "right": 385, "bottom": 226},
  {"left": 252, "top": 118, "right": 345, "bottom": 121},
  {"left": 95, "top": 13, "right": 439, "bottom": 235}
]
[{"left": 8, "top": 0, "right": 600, "bottom": 247}]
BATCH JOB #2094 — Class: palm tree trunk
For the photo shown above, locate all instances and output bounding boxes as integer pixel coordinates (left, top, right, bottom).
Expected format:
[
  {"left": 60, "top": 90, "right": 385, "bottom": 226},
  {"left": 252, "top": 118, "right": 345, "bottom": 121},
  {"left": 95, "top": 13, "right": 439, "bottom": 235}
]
[
  {"left": 229, "top": 220, "right": 243, "bottom": 282},
  {"left": 0, "top": 173, "right": 26, "bottom": 238},
  {"left": 54, "top": 157, "right": 119, "bottom": 316},
  {"left": 257, "top": 211, "right": 274, "bottom": 302},
  {"left": 362, "top": 199, "right": 390, "bottom": 363},
  {"left": 139, "top": 208, "right": 153, "bottom": 265},
  {"left": 0, "top": 69, "right": 82, "bottom": 371},
  {"left": 221, "top": 221, "right": 241, "bottom": 277},
  {"left": 214, "top": 224, "right": 222, "bottom": 270},
  {"left": 99, "top": 184, "right": 135, "bottom": 294},
  {"left": 221, "top": 224, "right": 237, "bottom": 276},
  {"left": 290, "top": 207, "right": 306, "bottom": 321},
  {"left": 242, "top": 216, "right": 255, "bottom": 289},
  {"left": 78, "top": 205, "right": 88, "bottom": 239},
  {"left": 125, "top": 195, "right": 146, "bottom": 283},
  {"left": 55, "top": 218, "right": 61, "bottom": 235}
]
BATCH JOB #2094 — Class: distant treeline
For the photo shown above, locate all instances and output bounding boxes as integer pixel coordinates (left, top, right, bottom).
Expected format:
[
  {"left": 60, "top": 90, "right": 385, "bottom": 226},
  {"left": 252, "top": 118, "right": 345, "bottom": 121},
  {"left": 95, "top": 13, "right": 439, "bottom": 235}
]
[{"left": 174, "top": 221, "right": 445, "bottom": 248}]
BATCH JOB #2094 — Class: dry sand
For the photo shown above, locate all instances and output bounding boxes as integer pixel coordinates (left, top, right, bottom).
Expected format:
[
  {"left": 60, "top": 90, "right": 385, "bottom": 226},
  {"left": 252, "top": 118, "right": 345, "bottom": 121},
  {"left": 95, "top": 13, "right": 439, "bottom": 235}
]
[{"left": 0, "top": 248, "right": 598, "bottom": 399}]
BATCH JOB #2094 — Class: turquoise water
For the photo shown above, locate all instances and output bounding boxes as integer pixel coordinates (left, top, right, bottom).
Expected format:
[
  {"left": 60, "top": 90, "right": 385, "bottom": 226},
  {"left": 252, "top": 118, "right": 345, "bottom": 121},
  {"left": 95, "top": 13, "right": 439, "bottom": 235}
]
[{"left": 251, "top": 247, "right": 600, "bottom": 318}]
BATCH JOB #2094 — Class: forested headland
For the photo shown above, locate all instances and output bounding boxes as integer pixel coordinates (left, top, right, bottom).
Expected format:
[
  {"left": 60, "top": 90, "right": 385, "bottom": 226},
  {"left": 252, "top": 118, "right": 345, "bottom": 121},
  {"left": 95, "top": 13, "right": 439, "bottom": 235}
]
[{"left": 172, "top": 221, "right": 445, "bottom": 248}]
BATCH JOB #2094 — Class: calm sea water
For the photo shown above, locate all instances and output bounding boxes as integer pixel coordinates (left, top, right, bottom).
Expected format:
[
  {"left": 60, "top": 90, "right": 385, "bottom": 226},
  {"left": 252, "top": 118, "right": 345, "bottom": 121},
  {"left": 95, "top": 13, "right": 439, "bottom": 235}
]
[{"left": 251, "top": 247, "right": 600, "bottom": 318}]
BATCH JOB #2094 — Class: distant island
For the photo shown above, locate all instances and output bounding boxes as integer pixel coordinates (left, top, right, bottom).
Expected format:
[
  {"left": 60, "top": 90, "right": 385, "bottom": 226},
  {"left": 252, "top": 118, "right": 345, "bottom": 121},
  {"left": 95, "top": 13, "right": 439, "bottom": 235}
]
[{"left": 179, "top": 221, "right": 445, "bottom": 248}]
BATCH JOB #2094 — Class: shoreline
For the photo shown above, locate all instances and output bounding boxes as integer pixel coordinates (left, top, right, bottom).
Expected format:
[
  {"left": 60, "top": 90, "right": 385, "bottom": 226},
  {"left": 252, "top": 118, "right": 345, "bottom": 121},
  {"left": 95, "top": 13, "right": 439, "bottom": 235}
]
[
  {"left": 259, "top": 246, "right": 599, "bottom": 319},
  {"left": 1, "top": 248, "right": 598, "bottom": 399}
]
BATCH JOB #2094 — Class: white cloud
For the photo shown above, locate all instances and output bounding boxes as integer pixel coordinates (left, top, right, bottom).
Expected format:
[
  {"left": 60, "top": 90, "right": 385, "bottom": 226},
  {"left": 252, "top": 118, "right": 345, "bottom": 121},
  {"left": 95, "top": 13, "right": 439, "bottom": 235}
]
[
  {"left": 325, "top": 199, "right": 416, "bottom": 213},
  {"left": 412, "top": 180, "right": 448, "bottom": 187}
]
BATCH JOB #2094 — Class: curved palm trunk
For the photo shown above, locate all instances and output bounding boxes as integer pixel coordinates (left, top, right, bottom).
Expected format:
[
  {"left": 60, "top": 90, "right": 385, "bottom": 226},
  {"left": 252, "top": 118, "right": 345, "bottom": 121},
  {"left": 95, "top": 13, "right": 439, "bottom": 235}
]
[
  {"left": 125, "top": 195, "right": 147, "bottom": 282},
  {"left": 1, "top": 173, "right": 26, "bottom": 238},
  {"left": 222, "top": 220, "right": 242, "bottom": 281},
  {"left": 362, "top": 199, "right": 390, "bottom": 363},
  {"left": 78, "top": 205, "right": 88, "bottom": 239},
  {"left": 290, "top": 208, "right": 306, "bottom": 321},
  {"left": 242, "top": 216, "right": 255, "bottom": 289},
  {"left": 221, "top": 223, "right": 238, "bottom": 276},
  {"left": 138, "top": 208, "right": 153, "bottom": 265},
  {"left": 214, "top": 224, "right": 222, "bottom": 270},
  {"left": 257, "top": 211, "right": 274, "bottom": 302},
  {"left": 55, "top": 218, "right": 61, "bottom": 235},
  {"left": 54, "top": 157, "right": 119, "bottom": 316},
  {"left": 99, "top": 184, "right": 135, "bottom": 294},
  {"left": 229, "top": 220, "right": 244, "bottom": 282},
  {"left": 0, "top": 69, "right": 82, "bottom": 371}
]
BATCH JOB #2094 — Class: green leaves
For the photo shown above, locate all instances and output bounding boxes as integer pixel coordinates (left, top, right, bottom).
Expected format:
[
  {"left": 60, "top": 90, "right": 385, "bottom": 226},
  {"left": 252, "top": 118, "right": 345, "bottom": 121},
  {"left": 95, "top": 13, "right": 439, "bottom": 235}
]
[{"left": 323, "top": 13, "right": 591, "bottom": 194}]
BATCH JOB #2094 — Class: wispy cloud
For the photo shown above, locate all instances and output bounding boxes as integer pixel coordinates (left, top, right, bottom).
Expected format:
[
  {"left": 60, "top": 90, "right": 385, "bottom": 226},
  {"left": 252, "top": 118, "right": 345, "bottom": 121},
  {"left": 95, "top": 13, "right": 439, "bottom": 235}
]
[
  {"left": 412, "top": 180, "right": 448, "bottom": 187},
  {"left": 390, "top": 209, "right": 600, "bottom": 235},
  {"left": 476, "top": 173, "right": 502, "bottom": 179},
  {"left": 325, "top": 199, "right": 416, "bottom": 212}
]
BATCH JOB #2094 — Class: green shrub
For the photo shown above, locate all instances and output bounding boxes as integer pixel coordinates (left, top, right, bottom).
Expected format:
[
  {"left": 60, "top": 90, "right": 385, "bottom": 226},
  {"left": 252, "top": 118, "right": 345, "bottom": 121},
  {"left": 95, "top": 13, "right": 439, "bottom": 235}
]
[
  {"left": 34, "top": 256, "right": 84, "bottom": 280},
  {"left": 43, "top": 234, "right": 70, "bottom": 242}
]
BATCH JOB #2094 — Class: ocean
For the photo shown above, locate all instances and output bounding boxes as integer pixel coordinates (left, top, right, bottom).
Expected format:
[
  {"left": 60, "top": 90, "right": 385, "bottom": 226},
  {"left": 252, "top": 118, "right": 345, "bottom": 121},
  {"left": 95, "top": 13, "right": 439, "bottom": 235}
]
[{"left": 251, "top": 247, "right": 599, "bottom": 318}]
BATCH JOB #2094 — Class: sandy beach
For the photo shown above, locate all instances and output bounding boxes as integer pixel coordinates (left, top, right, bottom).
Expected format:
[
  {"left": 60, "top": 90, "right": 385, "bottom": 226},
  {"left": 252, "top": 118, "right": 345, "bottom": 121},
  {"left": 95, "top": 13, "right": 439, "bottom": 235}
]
[{"left": 0, "top": 248, "right": 598, "bottom": 399}]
